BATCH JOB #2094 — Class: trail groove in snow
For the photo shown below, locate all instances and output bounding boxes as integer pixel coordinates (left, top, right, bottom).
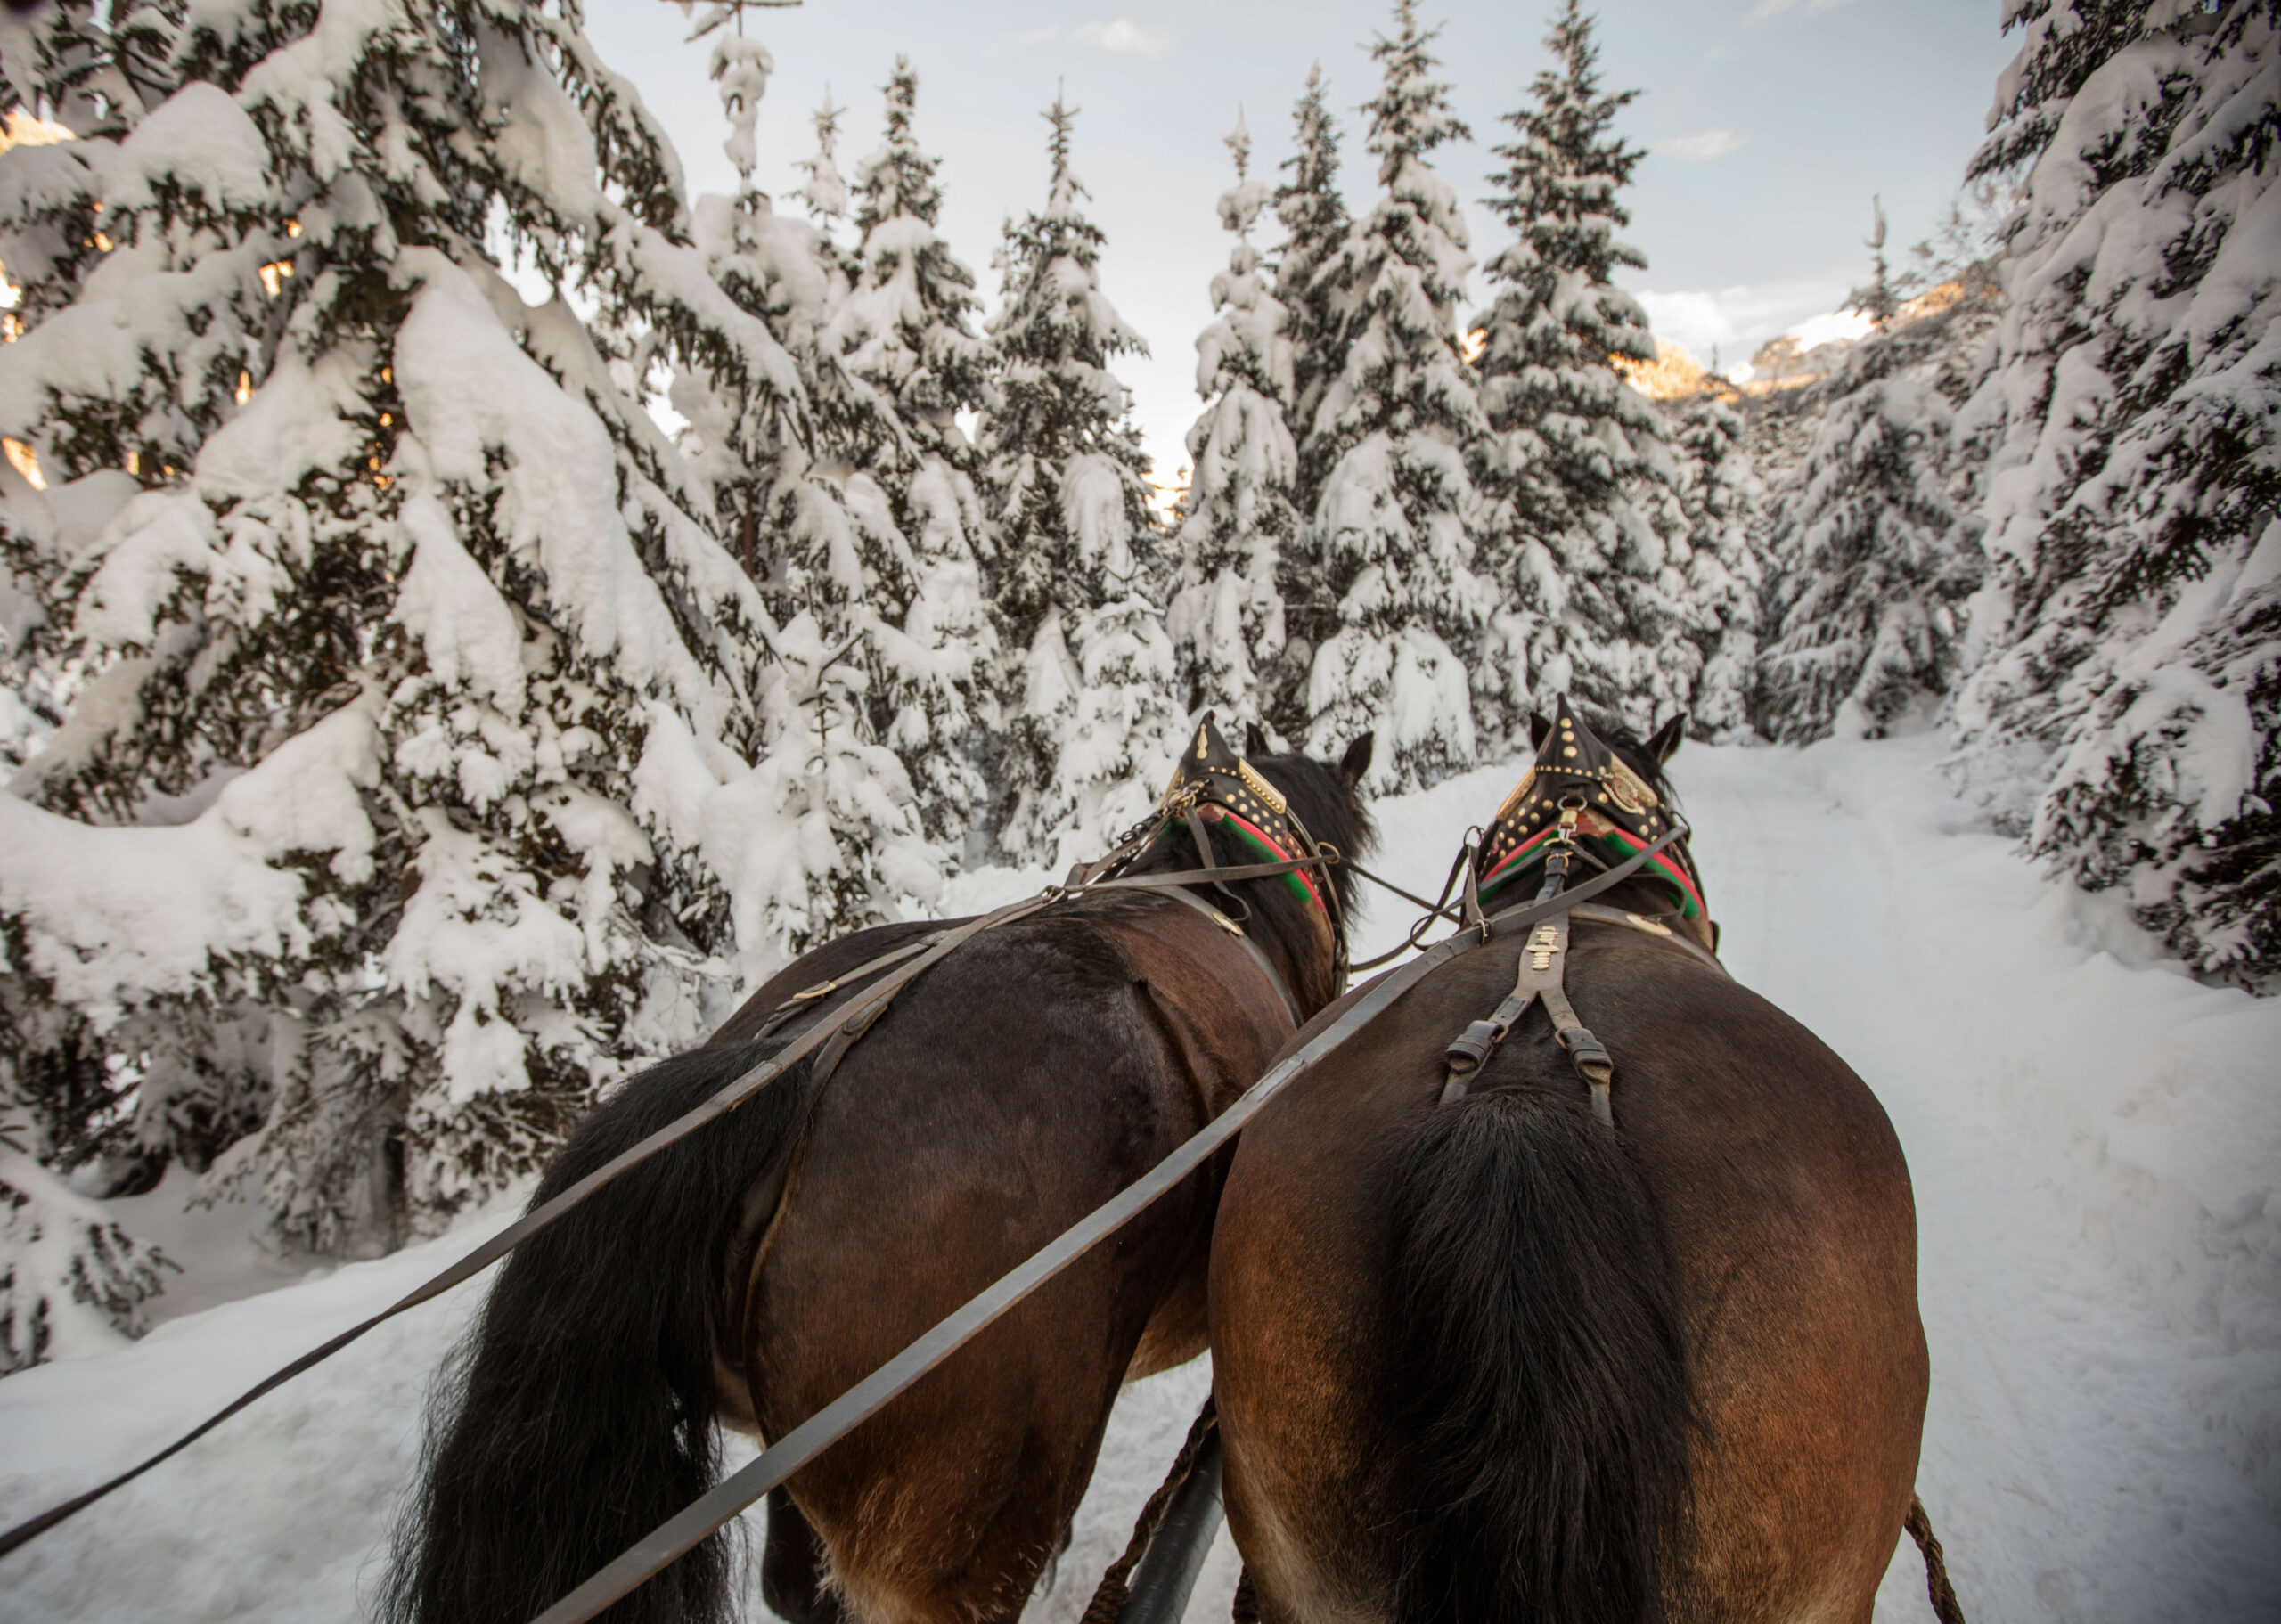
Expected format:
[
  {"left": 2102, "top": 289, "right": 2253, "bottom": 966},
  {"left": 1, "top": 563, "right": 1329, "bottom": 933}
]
[{"left": 0, "top": 739, "right": 2273, "bottom": 1622}]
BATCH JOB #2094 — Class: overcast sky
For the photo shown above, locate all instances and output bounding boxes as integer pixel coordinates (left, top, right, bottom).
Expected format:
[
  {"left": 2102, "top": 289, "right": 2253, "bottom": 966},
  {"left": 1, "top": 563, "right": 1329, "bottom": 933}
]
[{"left": 586, "top": 0, "right": 2017, "bottom": 486}]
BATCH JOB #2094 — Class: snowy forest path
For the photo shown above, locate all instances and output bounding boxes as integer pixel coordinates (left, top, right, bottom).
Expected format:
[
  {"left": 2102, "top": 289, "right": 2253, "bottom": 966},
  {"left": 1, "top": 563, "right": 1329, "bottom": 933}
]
[
  {"left": 1677, "top": 739, "right": 2281, "bottom": 1624},
  {"left": 0, "top": 741, "right": 2275, "bottom": 1623}
]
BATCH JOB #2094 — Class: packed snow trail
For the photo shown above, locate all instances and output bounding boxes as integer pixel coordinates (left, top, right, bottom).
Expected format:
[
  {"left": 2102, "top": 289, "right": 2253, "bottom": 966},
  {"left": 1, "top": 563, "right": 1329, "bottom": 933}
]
[{"left": 1, "top": 738, "right": 2275, "bottom": 1623}]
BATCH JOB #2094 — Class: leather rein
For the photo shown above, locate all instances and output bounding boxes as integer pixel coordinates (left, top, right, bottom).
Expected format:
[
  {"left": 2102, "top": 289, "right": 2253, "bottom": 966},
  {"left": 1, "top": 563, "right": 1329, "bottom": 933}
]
[
  {"left": 0, "top": 775, "right": 1342, "bottom": 1568},
  {"left": 1, "top": 722, "right": 1707, "bottom": 1624}
]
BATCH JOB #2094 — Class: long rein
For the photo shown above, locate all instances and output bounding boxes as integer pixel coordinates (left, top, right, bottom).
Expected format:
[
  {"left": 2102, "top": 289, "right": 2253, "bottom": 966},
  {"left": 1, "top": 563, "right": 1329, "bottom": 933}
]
[
  {"left": 0, "top": 831, "right": 1335, "bottom": 1565},
  {"left": 1, "top": 814, "right": 1684, "bottom": 1621},
  {"left": 522, "top": 829, "right": 1688, "bottom": 1624}
]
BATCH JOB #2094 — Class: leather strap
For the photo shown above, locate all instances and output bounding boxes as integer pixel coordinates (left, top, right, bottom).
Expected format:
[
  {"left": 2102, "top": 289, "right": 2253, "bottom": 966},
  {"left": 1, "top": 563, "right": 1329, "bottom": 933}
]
[
  {"left": 1438, "top": 892, "right": 1727, "bottom": 1125},
  {"left": 521, "top": 832, "right": 1688, "bottom": 1624},
  {"left": 0, "top": 852, "right": 1340, "bottom": 1563},
  {"left": 1149, "top": 885, "right": 1301, "bottom": 1026}
]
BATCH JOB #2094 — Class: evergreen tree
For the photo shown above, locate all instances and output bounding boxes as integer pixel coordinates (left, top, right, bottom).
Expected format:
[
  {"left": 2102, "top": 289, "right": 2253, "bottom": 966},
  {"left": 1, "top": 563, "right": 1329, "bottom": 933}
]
[
  {"left": 1756, "top": 335, "right": 1978, "bottom": 741},
  {"left": 1271, "top": 64, "right": 1353, "bottom": 521},
  {"left": 1845, "top": 196, "right": 1901, "bottom": 330},
  {"left": 824, "top": 59, "right": 998, "bottom": 849},
  {"left": 793, "top": 89, "right": 854, "bottom": 296},
  {"left": 1, "top": 1124, "right": 171, "bottom": 1374},
  {"left": 1470, "top": 0, "right": 1708, "bottom": 745},
  {"left": 1167, "top": 111, "right": 1297, "bottom": 733},
  {"left": 1951, "top": 0, "right": 2281, "bottom": 985},
  {"left": 0, "top": 0, "right": 812, "bottom": 1268},
  {"left": 1293, "top": 0, "right": 1486, "bottom": 791},
  {"left": 1667, "top": 390, "right": 1764, "bottom": 741},
  {"left": 979, "top": 95, "right": 1177, "bottom": 866},
  {"left": 667, "top": 33, "right": 950, "bottom": 943},
  {"left": 1266, "top": 64, "right": 1353, "bottom": 739}
]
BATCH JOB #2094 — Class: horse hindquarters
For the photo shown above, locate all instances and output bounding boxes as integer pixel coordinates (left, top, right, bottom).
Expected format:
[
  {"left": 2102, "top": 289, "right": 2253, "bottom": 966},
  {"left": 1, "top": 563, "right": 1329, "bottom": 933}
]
[
  {"left": 381, "top": 1043, "right": 815, "bottom": 1624},
  {"left": 1214, "top": 1081, "right": 1690, "bottom": 1624}
]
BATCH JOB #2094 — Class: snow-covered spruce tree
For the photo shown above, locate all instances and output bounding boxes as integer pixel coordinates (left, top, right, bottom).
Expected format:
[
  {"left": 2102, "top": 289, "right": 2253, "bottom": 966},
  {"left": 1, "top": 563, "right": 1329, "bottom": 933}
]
[
  {"left": 1756, "top": 331, "right": 1980, "bottom": 741},
  {"left": 1263, "top": 64, "right": 1353, "bottom": 737},
  {"left": 1167, "top": 112, "right": 1296, "bottom": 733},
  {"left": 0, "top": 0, "right": 812, "bottom": 1262},
  {"left": 1272, "top": 64, "right": 1352, "bottom": 519},
  {"left": 822, "top": 57, "right": 998, "bottom": 849},
  {"left": 1291, "top": 0, "right": 1485, "bottom": 791},
  {"left": 1952, "top": 0, "right": 2280, "bottom": 984},
  {"left": 979, "top": 95, "right": 1178, "bottom": 867},
  {"left": 666, "top": 19, "right": 948, "bottom": 942},
  {"left": 1666, "top": 388, "right": 1764, "bottom": 740},
  {"left": 792, "top": 88, "right": 853, "bottom": 290},
  {"left": 1, "top": 1116, "right": 171, "bottom": 1374},
  {"left": 1469, "top": 0, "right": 1713, "bottom": 747}
]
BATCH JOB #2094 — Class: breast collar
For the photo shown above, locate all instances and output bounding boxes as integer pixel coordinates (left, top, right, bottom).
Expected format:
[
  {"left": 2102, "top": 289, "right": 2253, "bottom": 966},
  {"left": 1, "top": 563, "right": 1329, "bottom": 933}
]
[{"left": 1473, "top": 698, "right": 1707, "bottom": 921}]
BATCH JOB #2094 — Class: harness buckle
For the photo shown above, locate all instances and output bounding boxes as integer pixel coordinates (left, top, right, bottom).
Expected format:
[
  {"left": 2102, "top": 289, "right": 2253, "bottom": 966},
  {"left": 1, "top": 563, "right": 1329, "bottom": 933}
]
[{"left": 1444, "top": 1017, "right": 1504, "bottom": 1075}]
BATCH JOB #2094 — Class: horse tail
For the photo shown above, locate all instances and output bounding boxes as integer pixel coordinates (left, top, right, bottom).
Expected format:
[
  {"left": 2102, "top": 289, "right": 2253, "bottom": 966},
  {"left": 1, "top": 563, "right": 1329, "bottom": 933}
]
[
  {"left": 1383, "top": 1088, "right": 1693, "bottom": 1624},
  {"left": 381, "top": 1040, "right": 810, "bottom": 1624}
]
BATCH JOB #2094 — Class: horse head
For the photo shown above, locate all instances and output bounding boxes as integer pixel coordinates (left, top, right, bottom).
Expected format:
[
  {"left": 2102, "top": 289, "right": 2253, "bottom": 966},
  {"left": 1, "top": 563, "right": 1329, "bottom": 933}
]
[
  {"left": 1139, "top": 712, "right": 1377, "bottom": 1012},
  {"left": 1476, "top": 698, "right": 1711, "bottom": 949}
]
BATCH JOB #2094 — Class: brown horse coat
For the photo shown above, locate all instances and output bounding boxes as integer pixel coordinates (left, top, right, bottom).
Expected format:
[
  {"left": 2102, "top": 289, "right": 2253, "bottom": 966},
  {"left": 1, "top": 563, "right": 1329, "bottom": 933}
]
[{"left": 1212, "top": 873, "right": 1926, "bottom": 1623}]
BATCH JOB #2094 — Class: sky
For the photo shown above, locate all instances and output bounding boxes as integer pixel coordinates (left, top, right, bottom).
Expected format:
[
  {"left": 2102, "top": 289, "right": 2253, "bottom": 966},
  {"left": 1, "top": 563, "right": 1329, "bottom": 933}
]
[{"left": 586, "top": 0, "right": 2019, "bottom": 486}]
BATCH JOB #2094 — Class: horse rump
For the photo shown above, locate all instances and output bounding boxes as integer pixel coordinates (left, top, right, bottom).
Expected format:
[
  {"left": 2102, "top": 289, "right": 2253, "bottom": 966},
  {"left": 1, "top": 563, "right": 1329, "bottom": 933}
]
[
  {"left": 1383, "top": 1087, "right": 1693, "bottom": 1624},
  {"left": 380, "top": 1040, "right": 809, "bottom": 1624}
]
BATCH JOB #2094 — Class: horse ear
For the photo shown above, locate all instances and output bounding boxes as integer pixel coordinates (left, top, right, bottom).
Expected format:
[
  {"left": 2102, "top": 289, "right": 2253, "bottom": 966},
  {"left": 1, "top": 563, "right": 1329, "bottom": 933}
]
[
  {"left": 1339, "top": 731, "right": 1374, "bottom": 788},
  {"left": 1528, "top": 712, "right": 1553, "bottom": 752},
  {"left": 1244, "top": 721, "right": 1269, "bottom": 757},
  {"left": 1647, "top": 714, "right": 1688, "bottom": 763}
]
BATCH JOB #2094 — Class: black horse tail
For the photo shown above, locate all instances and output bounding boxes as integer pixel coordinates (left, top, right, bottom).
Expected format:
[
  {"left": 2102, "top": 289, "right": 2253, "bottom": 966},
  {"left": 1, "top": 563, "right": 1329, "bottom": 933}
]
[
  {"left": 1383, "top": 1087, "right": 1693, "bottom": 1624},
  {"left": 381, "top": 1040, "right": 809, "bottom": 1624}
]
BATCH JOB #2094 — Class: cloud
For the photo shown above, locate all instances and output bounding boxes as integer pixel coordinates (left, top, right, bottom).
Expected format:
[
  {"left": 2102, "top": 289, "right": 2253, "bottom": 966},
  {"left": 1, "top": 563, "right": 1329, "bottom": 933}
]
[
  {"left": 1748, "top": 0, "right": 1860, "bottom": 18},
  {"left": 1653, "top": 127, "right": 1746, "bottom": 162},
  {"left": 1630, "top": 268, "right": 1860, "bottom": 371},
  {"left": 1073, "top": 19, "right": 1175, "bottom": 57}
]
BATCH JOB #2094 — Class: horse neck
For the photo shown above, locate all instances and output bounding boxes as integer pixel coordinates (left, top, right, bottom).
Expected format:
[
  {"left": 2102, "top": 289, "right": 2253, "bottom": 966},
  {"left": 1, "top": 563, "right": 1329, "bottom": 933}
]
[{"left": 1239, "top": 884, "right": 1342, "bottom": 1016}]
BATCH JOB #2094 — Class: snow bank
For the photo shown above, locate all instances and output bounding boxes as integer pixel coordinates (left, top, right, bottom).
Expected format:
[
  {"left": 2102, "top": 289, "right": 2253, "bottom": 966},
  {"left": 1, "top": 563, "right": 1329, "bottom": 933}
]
[{"left": 0, "top": 738, "right": 2274, "bottom": 1621}]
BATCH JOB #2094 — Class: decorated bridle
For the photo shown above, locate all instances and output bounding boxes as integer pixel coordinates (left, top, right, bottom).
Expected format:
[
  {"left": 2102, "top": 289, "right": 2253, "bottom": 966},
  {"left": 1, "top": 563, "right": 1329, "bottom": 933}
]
[
  {"left": 1131, "top": 712, "right": 1348, "bottom": 991},
  {"left": 1472, "top": 697, "right": 1707, "bottom": 925}
]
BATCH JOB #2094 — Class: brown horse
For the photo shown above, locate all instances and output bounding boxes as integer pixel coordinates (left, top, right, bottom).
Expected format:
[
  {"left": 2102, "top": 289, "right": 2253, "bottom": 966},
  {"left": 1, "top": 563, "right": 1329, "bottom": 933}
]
[
  {"left": 380, "top": 726, "right": 1372, "bottom": 1624},
  {"left": 1209, "top": 710, "right": 1927, "bottom": 1624}
]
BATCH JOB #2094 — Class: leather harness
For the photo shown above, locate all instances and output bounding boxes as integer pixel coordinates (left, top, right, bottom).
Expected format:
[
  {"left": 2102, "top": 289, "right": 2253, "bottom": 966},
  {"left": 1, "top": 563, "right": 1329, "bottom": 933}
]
[
  {"left": 1441, "top": 701, "right": 1725, "bottom": 1129},
  {"left": 1, "top": 702, "right": 1721, "bottom": 1620}
]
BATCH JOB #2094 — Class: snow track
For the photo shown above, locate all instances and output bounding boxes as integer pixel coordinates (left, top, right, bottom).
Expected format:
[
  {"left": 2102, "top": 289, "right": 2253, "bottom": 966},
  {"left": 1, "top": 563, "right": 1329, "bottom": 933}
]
[{"left": 1, "top": 739, "right": 2274, "bottom": 1622}]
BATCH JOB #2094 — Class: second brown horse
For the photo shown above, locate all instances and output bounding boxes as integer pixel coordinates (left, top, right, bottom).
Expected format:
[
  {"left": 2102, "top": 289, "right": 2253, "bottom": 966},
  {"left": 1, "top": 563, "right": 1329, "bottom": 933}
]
[
  {"left": 382, "top": 729, "right": 1372, "bottom": 1624},
  {"left": 1211, "top": 711, "right": 1928, "bottom": 1624}
]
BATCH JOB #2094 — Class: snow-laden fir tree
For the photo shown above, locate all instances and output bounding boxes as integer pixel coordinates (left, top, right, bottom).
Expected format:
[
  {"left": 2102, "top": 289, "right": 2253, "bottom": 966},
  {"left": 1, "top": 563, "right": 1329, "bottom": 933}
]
[
  {"left": 1272, "top": 64, "right": 1352, "bottom": 521},
  {"left": 665, "top": 21, "right": 948, "bottom": 943},
  {"left": 1167, "top": 112, "right": 1297, "bottom": 733},
  {"left": 1, "top": 1122, "right": 171, "bottom": 1375},
  {"left": 1293, "top": 0, "right": 1485, "bottom": 790},
  {"left": 793, "top": 89, "right": 853, "bottom": 290},
  {"left": 1666, "top": 389, "right": 1763, "bottom": 740},
  {"left": 1756, "top": 331, "right": 1979, "bottom": 742},
  {"left": 1264, "top": 64, "right": 1353, "bottom": 738},
  {"left": 1951, "top": 0, "right": 2280, "bottom": 985},
  {"left": 1469, "top": 0, "right": 1713, "bottom": 745},
  {"left": 0, "top": 0, "right": 830, "bottom": 1284},
  {"left": 823, "top": 58, "right": 998, "bottom": 849},
  {"left": 979, "top": 95, "right": 1179, "bottom": 867}
]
